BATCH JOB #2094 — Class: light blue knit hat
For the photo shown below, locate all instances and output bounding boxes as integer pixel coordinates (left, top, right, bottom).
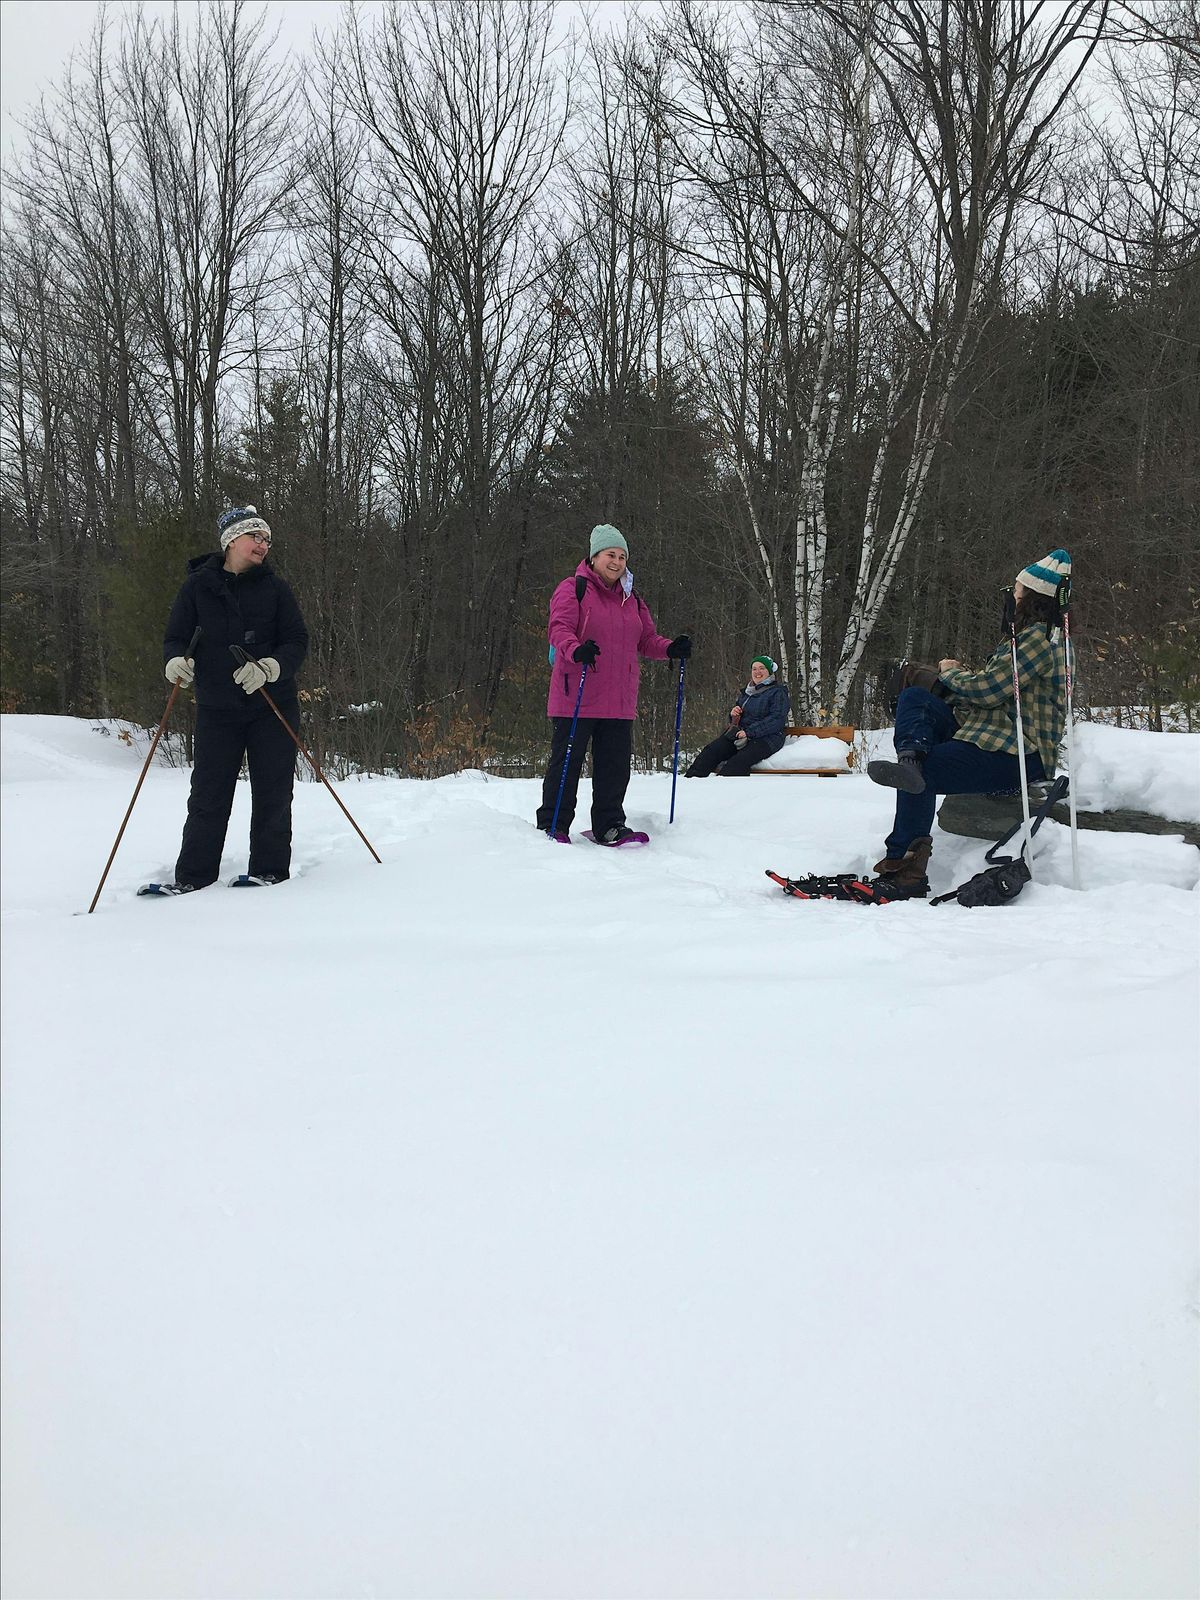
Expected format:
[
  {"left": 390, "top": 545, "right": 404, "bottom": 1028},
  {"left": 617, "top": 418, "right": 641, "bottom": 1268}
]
[
  {"left": 589, "top": 523, "right": 628, "bottom": 558},
  {"left": 1017, "top": 549, "right": 1071, "bottom": 598}
]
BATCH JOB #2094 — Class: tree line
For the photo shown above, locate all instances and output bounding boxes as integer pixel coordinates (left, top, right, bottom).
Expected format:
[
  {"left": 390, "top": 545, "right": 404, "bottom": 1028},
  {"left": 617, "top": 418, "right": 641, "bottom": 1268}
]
[{"left": 1, "top": 0, "right": 1197, "bottom": 774}]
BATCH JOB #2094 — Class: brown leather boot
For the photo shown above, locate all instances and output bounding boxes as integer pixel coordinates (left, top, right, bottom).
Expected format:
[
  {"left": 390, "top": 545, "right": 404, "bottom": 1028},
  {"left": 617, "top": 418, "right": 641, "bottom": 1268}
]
[{"left": 872, "top": 835, "right": 933, "bottom": 897}]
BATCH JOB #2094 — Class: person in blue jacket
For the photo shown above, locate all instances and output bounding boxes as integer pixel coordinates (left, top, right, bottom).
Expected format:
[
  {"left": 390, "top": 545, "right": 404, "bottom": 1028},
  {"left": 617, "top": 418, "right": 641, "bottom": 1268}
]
[
  {"left": 686, "top": 655, "right": 790, "bottom": 776},
  {"left": 160, "top": 505, "right": 309, "bottom": 890}
]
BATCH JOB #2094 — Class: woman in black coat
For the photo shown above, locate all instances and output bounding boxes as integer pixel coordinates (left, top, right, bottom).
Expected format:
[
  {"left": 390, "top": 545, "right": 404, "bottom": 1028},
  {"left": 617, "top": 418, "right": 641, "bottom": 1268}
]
[
  {"left": 686, "top": 655, "right": 791, "bottom": 776},
  {"left": 160, "top": 505, "right": 309, "bottom": 891}
]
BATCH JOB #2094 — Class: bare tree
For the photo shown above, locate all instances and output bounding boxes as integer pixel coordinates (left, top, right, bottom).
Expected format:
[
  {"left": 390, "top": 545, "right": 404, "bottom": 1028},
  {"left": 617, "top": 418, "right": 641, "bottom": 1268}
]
[
  {"left": 646, "top": 0, "right": 1109, "bottom": 718},
  {"left": 342, "top": 0, "right": 569, "bottom": 721},
  {"left": 118, "top": 0, "right": 294, "bottom": 505}
]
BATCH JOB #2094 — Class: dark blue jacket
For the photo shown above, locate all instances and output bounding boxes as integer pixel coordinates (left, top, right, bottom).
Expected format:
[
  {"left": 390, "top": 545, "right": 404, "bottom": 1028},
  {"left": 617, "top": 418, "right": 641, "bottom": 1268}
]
[
  {"left": 734, "top": 680, "right": 790, "bottom": 753},
  {"left": 164, "top": 553, "right": 308, "bottom": 710}
]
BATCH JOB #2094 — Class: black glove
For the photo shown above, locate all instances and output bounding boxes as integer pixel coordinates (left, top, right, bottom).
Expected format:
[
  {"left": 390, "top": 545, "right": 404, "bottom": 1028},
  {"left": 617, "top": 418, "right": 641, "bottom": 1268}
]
[
  {"left": 573, "top": 640, "right": 600, "bottom": 666},
  {"left": 667, "top": 635, "right": 692, "bottom": 660}
]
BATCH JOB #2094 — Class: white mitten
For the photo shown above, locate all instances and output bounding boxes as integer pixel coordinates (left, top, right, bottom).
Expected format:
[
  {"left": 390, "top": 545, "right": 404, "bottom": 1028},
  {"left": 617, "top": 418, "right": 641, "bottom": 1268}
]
[
  {"left": 165, "top": 656, "right": 195, "bottom": 687},
  {"left": 233, "top": 660, "right": 267, "bottom": 695}
]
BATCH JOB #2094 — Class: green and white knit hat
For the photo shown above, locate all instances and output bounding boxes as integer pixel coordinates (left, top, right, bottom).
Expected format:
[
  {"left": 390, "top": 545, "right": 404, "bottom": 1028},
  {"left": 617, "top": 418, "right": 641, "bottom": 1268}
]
[
  {"left": 752, "top": 655, "right": 777, "bottom": 674},
  {"left": 1017, "top": 549, "right": 1071, "bottom": 598},
  {"left": 589, "top": 523, "right": 628, "bottom": 558}
]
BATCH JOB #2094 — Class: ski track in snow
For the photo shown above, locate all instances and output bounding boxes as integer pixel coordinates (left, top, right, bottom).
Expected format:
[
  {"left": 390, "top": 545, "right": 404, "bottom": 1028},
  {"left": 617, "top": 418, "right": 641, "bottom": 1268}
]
[{"left": 2, "top": 714, "right": 1198, "bottom": 1600}]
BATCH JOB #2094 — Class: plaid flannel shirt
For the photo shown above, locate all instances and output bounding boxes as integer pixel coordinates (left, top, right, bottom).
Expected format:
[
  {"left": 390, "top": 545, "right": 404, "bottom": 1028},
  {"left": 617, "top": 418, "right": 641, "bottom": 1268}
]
[{"left": 940, "top": 625, "right": 1066, "bottom": 775}]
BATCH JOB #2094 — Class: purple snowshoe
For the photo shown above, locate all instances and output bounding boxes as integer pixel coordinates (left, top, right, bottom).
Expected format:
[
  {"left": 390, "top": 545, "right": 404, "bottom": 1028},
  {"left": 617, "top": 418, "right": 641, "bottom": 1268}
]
[{"left": 583, "top": 827, "right": 650, "bottom": 848}]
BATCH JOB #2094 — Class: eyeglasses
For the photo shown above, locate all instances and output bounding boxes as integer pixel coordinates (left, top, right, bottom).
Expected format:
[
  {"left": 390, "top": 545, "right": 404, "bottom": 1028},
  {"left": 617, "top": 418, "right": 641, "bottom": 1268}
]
[{"left": 242, "top": 531, "right": 271, "bottom": 546}]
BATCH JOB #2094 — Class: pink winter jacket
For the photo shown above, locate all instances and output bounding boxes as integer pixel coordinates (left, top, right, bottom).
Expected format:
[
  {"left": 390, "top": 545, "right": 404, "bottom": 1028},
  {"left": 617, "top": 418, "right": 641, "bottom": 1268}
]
[{"left": 546, "top": 561, "right": 672, "bottom": 720}]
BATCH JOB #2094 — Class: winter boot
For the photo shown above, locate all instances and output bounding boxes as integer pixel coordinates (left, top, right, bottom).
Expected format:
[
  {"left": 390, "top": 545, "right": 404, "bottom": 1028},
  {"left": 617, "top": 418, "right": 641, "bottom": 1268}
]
[
  {"left": 871, "top": 835, "right": 933, "bottom": 900},
  {"left": 867, "top": 750, "right": 926, "bottom": 793}
]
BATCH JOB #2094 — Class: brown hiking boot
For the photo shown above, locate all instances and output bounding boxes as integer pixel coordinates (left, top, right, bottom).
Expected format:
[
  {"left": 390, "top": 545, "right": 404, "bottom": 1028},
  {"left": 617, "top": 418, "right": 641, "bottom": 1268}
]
[{"left": 872, "top": 835, "right": 933, "bottom": 897}]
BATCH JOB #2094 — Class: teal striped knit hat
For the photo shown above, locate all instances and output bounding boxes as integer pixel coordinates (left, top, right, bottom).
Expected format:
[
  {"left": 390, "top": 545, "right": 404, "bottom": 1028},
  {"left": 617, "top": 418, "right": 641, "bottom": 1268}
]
[
  {"left": 1017, "top": 549, "right": 1071, "bottom": 598},
  {"left": 589, "top": 523, "right": 628, "bottom": 558}
]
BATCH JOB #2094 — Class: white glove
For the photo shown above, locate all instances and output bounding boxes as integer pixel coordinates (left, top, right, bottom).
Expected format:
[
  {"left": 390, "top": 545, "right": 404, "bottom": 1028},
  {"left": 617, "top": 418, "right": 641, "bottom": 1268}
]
[
  {"left": 233, "top": 656, "right": 280, "bottom": 695},
  {"left": 165, "top": 656, "right": 194, "bottom": 687}
]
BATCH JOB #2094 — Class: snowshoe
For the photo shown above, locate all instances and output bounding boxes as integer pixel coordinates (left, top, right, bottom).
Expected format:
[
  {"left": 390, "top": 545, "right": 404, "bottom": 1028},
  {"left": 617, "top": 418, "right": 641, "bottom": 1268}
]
[
  {"left": 583, "top": 827, "right": 650, "bottom": 847},
  {"left": 137, "top": 881, "right": 197, "bottom": 898},
  {"left": 765, "top": 870, "right": 925, "bottom": 905},
  {"left": 228, "top": 873, "right": 283, "bottom": 888}
]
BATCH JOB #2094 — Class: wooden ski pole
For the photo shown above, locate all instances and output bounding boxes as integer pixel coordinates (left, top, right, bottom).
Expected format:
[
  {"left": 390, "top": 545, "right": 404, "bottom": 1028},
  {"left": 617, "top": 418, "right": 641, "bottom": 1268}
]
[
  {"left": 230, "top": 647, "right": 381, "bottom": 864},
  {"left": 88, "top": 626, "right": 201, "bottom": 913}
]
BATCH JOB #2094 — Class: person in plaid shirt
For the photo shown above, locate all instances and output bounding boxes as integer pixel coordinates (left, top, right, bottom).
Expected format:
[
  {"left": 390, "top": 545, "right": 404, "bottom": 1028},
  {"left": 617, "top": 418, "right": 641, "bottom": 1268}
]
[{"left": 865, "top": 550, "right": 1071, "bottom": 899}]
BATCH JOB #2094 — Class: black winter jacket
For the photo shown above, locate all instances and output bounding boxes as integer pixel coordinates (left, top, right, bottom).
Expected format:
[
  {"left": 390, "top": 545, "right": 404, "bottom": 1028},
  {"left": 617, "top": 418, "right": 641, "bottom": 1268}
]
[
  {"left": 163, "top": 553, "right": 309, "bottom": 710},
  {"left": 733, "top": 680, "right": 790, "bottom": 753}
]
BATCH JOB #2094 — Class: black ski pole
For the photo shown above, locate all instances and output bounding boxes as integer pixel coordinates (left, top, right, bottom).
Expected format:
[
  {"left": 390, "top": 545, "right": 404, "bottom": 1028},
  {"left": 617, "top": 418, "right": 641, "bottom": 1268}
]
[
  {"left": 229, "top": 646, "right": 382, "bottom": 864},
  {"left": 88, "top": 625, "right": 201, "bottom": 913}
]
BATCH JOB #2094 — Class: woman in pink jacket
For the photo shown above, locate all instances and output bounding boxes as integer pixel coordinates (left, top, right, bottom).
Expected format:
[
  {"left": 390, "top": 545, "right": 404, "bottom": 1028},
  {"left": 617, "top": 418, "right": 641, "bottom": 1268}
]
[{"left": 536, "top": 525, "right": 691, "bottom": 845}]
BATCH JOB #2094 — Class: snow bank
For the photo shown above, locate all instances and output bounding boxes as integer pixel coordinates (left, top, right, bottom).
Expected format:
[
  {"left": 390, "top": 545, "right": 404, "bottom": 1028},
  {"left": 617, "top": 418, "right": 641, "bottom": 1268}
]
[
  {"left": 1070, "top": 721, "right": 1200, "bottom": 823},
  {"left": 0, "top": 714, "right": 172, "bottom": 782},
  {"left": 2, "top": 714, "right": 1197, "bottom": 1600}
]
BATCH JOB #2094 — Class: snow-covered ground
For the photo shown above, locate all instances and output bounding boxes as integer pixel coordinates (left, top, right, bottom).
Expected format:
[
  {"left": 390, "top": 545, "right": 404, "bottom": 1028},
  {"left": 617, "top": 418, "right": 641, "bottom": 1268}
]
[{"left": 3, "top": 714, "right": 1198, "bottom": 1600}]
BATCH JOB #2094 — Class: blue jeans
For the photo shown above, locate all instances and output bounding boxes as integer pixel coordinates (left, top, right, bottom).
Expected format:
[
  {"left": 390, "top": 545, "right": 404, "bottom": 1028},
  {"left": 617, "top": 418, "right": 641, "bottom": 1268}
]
[{"left": 885, "top": 687, "right": 1044, "bottom": 858}]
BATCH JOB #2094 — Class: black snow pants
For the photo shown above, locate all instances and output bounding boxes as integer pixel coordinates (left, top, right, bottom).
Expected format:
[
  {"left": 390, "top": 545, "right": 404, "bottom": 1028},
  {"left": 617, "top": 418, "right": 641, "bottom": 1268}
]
[
  {"left": 686, "top": 731, "right": 774, "bottom": 776},
  {"left": 175, "top": 696, "right": 299, "bottom": 888},
  {"left": 535, "top": 717, "right": 633, "bottom": 836}
]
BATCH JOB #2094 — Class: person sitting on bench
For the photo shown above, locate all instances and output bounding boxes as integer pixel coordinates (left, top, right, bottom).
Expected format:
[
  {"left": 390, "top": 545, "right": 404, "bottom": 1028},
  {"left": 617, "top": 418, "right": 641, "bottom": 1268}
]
[{"left": 686, "top": 655, "right": 790, "bottom": 776}]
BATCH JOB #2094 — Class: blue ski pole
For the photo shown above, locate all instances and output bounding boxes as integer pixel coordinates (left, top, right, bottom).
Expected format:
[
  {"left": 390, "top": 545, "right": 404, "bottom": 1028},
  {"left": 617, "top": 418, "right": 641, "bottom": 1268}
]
[
  {"left": 548, "top": 664, "right": 588, "bottom": 839},
  {"left": 669, "top": 657, "right": 686, "bottom": 823}
]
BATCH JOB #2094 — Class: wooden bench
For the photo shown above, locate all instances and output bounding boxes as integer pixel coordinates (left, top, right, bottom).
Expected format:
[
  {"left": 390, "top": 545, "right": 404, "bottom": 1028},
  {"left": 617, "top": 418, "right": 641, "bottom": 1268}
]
[{"left": 752, "top": 724, "right": 856, "bottom": 777}]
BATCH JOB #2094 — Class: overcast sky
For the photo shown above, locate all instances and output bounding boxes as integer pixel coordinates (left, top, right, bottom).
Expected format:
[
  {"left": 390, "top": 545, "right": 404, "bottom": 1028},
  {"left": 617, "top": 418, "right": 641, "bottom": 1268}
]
[
  {"left": 0, "top": 0, "right": 644, "bottom": 158},
  {"left": 1, "top": 0, "right": 361, "bottom": 146}
]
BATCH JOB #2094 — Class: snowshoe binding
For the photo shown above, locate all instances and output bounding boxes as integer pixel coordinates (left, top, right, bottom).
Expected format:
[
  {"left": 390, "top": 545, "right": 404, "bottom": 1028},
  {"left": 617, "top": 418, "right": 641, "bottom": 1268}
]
[{"left": 137, "top": 881, "right": 197, "bottom": 898}]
